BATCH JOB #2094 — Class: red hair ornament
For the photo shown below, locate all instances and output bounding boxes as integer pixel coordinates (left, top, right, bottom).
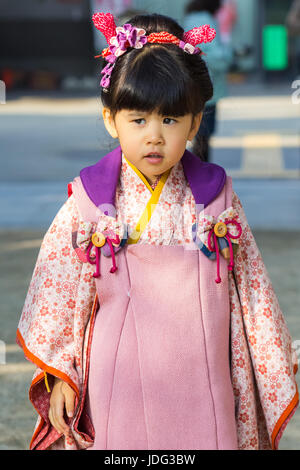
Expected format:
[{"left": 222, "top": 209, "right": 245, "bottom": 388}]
[
  {"left": 92, "top": 12, "right": 216, "bottom": 90},
  {"left": 92, "top": 12, "right": 117, "bottom": 43}
]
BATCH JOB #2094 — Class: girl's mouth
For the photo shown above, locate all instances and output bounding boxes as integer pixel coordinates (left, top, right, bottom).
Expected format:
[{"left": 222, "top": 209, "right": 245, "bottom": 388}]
[{"left": 144, "top": 154, "right": 164, "bottom": 164}]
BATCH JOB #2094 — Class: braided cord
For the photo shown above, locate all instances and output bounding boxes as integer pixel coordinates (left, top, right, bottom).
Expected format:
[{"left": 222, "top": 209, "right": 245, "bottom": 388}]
[{"left": 147, "top": 32, "right": 180, "bottom": 45}]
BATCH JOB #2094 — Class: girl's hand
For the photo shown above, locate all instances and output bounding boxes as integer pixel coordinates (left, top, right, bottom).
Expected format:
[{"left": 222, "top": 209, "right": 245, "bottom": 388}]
[{"left": 49, "top": 377, "right": 76, "bottom": 435}]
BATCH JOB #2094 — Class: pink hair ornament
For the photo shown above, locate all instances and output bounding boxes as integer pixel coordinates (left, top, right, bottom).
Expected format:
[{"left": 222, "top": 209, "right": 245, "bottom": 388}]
[
  {"left": 92, "top": 12, "right": 117, "bottom": 43},
  {"left": 183, "top": 25, "right": 216, "bottom": 46},
  {"left": 92, "top": 12, "right": 216, "bottom": 90}
]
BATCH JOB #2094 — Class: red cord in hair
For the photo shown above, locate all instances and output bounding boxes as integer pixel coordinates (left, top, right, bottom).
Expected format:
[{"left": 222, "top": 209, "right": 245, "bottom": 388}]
[{"left": 147, "top": 32, "right": 180, "bottom": 45}]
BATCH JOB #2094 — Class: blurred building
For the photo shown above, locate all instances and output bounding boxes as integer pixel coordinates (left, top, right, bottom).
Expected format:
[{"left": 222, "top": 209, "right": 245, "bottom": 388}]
[
  {"left": 0, "top": 0, "right": 94, "bottom": 90},
  {"left": 0, "top": 0, "right": 297, "bottom": 90},
  {"left": 133, "top": 0, "right": 295, "bottom": 76}
]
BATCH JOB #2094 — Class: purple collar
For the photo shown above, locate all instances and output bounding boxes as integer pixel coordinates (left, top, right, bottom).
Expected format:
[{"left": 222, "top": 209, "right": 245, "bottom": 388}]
[{"left": 80, "top": 145, "right": 226, "bottom": 214}]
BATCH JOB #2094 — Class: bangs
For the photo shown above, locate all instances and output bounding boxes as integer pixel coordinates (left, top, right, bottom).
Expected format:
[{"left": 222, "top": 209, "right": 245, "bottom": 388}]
[{"left": 109, "top": 46, "right": 204, "bottom": 117}]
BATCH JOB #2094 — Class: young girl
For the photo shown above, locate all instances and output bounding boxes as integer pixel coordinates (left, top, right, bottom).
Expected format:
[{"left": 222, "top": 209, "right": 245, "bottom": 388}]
[{"left": 17, "top": 12, "right": 298, "bottom": 451}]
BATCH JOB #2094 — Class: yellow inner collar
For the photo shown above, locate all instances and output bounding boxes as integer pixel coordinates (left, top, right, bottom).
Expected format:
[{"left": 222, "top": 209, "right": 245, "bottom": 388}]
[
  {"left": 123, "top": 154, "right": 172, "bottom": 244},
  {"left": 123, "top": 154, "right": 169, "bottom": 194}
]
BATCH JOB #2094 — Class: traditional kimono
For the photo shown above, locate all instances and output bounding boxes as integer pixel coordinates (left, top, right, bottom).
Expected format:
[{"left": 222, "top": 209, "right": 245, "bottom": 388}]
[{"left": 16, "top": 146, "right": 298, "bottom": 450}]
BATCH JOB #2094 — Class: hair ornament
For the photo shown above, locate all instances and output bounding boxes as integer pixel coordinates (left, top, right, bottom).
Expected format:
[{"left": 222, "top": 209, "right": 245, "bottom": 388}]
[
  {"left": 110, "top": 24, "right": 148, "bottom": 57},
  {"left": 92, "top": 12, "right": 117, "bottom": 43},
  {"left": 183, "top": 25, "right": 217, "bottom": 46},
  {"left": 92, "top": 12, "right": 216, "bottom": 90}
]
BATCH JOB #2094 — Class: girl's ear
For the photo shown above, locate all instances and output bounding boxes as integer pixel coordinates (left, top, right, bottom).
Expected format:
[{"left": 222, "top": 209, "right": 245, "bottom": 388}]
[
  {"left": 102, "top": 107, "right": 118, "bottom": 139},
  {"left": 187, "top": 112, "right": 203, "bottom": 142}
]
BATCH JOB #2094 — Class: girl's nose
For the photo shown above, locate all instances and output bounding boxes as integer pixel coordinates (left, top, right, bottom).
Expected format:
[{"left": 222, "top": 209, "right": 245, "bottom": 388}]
[
  {"left": 148, "top": 136, "right": 163, "bottom": 145},
  {"left": 146, "top": 123, "right": 164, "bottom": 145}
]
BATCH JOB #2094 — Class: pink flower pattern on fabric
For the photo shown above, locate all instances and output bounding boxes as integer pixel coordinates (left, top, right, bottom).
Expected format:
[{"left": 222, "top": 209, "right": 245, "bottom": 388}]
[
  {"left": 229, "top": 191, "right": 298, "bottom": 450},
  {"left": 17, "top": 195, "right": 96, "bottom": 391}
]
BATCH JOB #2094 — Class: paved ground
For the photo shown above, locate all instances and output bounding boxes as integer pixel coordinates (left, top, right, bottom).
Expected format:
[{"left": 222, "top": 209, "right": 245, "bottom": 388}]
[{"left": 0, "top": 76, "right": 299, "bottom": 450}]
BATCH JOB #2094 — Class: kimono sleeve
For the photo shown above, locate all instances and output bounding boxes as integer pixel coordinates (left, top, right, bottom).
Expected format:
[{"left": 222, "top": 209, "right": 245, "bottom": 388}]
[
  {"left": 16, "top": 193, "right": 96, "bottom": 449},
  {"left": 229, "top": 190, "right": 299, "bottom": 449}
]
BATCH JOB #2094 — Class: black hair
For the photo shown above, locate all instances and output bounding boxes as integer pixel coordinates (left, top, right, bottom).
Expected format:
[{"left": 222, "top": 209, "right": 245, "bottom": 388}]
[
  {"left": 185, "top": 0, "right": 221, "bottom": 15},
  {"left": 100, "top": 13, "right": 213, "bottom": 119}
]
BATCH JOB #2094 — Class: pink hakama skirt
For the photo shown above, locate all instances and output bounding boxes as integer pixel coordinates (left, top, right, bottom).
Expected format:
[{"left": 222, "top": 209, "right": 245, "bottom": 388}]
[{"left": 87, "top": 245, "right": 238, "bottom": 450}]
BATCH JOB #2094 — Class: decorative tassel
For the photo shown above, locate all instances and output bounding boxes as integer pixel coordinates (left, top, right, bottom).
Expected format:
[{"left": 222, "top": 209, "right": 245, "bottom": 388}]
[
  {"left": 105, "top": 234, "right": 120, "bottom": 273},
  {"left": 85, "top": 232, "right": 120, "bottom": 277},
  {"left": 208, "top": 219, "right": 242, "bottom": 284}
]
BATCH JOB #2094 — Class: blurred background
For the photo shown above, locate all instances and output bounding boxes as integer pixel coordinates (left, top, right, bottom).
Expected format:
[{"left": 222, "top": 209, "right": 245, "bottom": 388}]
[{"left": 0, "top": 0, "right": 299, "bottom": 450}]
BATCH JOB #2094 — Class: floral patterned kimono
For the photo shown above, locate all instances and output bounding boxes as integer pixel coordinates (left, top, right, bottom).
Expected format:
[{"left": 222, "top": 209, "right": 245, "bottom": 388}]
[{"left": 17, "top": 146, "right": 298, "bottom": 450}]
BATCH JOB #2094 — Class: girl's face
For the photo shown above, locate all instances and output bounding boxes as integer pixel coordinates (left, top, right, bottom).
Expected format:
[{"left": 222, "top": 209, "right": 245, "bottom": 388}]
[{"left": 103, "top": 108, "right": 203, "bottom": 185}]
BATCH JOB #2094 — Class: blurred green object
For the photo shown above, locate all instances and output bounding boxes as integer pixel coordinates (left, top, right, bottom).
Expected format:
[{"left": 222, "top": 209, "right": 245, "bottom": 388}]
[{"left": 262, "top": 25, "right": 288, "bottom": 70}]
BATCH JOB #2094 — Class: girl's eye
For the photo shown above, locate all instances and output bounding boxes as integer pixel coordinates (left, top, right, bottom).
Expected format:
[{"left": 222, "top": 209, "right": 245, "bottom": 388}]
[
  {"left": 133, "top": 118, "right": 146, "bottom": 125},
  {"left": 163, "top": 118, "right": 177, "bottom": 125}
]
